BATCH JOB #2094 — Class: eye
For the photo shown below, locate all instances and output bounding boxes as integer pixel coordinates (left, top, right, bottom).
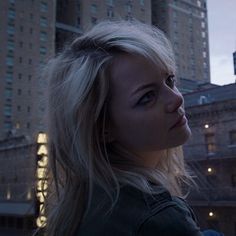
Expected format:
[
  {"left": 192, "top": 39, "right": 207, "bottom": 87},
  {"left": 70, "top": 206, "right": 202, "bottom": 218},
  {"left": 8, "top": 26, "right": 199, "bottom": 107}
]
[
  {"left": 166, "top": 75, "right": 176, "bottom": 89},
  {"left": 137, "top": 91, "right": 156, "bottom": 106}
]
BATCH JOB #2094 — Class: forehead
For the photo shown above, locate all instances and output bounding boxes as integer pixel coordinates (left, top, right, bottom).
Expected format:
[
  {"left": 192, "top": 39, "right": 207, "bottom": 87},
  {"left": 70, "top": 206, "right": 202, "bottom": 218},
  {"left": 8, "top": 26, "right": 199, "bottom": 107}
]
[{"left": 109, "top": 54, "right": 167, "bottom": 95}]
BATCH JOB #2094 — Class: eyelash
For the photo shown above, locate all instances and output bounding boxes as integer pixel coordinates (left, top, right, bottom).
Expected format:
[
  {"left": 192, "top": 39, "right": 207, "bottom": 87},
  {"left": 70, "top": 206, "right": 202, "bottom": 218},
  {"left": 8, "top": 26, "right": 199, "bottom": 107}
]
[{"left": 137, "top": 91, "right": 157, "bottom": 106}]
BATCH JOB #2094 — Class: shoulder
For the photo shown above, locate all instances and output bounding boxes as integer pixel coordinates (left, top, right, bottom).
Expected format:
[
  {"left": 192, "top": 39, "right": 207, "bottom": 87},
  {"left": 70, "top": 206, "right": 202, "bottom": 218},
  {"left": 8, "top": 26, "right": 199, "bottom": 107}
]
[{"left": 137, "top": 195, "right": 203, "bottom": 236}]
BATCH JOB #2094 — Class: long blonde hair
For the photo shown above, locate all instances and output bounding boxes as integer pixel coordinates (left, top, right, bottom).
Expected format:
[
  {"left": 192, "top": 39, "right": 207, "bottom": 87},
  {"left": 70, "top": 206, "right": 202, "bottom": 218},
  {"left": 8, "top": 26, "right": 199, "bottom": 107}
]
[{"left": 43, "top": 21, "right": 194, "bottom": 236}]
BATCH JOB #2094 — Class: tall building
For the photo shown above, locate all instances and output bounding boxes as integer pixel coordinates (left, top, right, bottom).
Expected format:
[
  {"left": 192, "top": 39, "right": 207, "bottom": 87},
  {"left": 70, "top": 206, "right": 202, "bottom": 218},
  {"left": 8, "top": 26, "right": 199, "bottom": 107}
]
[
  {"left": 183, "top": 83, "right": 236, "bottom": 235},
  {"left": 0, "top": 0, "right": 56, "bottom": 141},
  {"left": 152, "top": 0, "right": 211, "bottom": 84},
  {"left": 56, "top": 0, "right": 152, "bottom": 50}
]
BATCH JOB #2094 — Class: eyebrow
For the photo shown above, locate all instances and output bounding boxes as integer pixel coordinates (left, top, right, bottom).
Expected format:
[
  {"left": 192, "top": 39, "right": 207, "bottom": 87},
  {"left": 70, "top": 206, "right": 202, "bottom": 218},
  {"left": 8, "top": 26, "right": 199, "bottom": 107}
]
[{"left": 131, "top": 83, "right": 157, "bottom": 97}]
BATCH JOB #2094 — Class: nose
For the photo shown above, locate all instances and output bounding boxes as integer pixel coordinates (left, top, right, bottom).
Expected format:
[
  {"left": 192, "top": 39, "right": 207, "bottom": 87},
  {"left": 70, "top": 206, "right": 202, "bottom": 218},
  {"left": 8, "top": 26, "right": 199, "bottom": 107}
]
[{"left": 165, "top": 89, "right": 184, "bottom": 113}]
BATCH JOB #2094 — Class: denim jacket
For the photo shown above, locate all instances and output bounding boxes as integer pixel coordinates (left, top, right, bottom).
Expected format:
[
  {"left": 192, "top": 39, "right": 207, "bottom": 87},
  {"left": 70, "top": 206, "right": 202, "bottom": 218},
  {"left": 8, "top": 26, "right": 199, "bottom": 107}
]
[{"left": 77, "top": 184, "right": 203, "bottom": 236}]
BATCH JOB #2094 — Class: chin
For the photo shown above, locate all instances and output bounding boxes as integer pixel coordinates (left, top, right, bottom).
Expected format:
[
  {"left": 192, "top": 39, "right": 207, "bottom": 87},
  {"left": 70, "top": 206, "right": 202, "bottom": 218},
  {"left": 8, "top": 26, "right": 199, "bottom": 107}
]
[{"left": 168, "top": 125, "right": 192, "bottom": 148}]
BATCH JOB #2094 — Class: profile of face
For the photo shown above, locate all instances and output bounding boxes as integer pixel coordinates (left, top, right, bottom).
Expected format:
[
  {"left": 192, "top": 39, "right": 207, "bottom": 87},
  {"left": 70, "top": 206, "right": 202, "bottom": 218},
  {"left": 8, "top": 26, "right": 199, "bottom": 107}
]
[{"left": 106, "top": 54, "right": 191, "bottom": 165}]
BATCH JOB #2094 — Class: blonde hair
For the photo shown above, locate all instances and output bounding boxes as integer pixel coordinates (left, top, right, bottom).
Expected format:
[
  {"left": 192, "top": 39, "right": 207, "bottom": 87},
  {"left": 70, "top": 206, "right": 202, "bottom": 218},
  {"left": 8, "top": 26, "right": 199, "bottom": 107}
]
[{"left": 43, "top": 21, "right": 194, "bottom": 236}]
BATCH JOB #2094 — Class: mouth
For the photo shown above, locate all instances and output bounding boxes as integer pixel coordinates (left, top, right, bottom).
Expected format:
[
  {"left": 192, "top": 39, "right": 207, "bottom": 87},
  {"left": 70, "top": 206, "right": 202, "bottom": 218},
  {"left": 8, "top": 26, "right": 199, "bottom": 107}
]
[{"left": 170, "top": 115, "right": 187, "bottom": 130}]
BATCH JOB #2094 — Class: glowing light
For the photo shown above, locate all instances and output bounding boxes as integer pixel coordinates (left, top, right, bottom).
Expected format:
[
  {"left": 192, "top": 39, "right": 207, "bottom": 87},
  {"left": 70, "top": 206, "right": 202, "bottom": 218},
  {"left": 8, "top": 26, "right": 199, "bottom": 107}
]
[
  {"left": 38, "top": 155, "right": 48, "bottom": 167},
  {"left": 37, "top": 133, "right": 47, "bottom": 144},
  {"left": 37, "top": 168, "right": 46, "bottom": 179},
  {"left": 207, "top": 168, "right": 212, "bottom": 173},
  {"left": 37, "top": 180, "right": 48, "bottom": 191},
  {"left": 7, "top": 189, "right": 11, "bottom": 200},
  {"left": 204, "top": 124, "right": 209, "bottom": 129},
  {"left": 209, "top": 212, "right": 214, "bottom": 217},
  {"left": 27, "top": 189, "right": 32, "bottom": 200},
  {"left": 37, "top": 192, "right": 47, "bottom": 203},
  {"left": 36, "top": 216, "right": 47, "bottom": 228},
  {"left": 37, "top": 145, "right": 48, "bottom": 155}
]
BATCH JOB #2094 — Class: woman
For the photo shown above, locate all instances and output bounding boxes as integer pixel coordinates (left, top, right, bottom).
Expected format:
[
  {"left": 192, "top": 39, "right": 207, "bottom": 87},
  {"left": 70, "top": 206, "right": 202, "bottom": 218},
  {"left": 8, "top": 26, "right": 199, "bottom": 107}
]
[{"left": 43, "top": 21, "right": 207, "bottom": 235}]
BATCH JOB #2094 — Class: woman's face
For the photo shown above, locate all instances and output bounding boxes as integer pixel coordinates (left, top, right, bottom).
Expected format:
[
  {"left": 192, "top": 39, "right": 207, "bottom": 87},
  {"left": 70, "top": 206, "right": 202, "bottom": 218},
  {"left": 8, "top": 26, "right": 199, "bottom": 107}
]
[{"left": 107, "top": 54, "right": 191, "bottom": 164}]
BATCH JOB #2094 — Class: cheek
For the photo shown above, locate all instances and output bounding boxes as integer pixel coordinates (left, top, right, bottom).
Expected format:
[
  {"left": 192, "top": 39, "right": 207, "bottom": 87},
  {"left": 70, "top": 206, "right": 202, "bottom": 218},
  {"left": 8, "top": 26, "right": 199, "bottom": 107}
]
[{"left": 110, "top": 109, "right": 169, "bottom": 150}]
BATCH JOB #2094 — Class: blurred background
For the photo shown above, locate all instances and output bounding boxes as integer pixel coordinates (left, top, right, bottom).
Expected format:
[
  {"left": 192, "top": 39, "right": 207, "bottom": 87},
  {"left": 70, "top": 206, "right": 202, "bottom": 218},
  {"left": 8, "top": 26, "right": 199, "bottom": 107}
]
[{"left": 0, "top": 0, "right": 235, "bottom": 235}]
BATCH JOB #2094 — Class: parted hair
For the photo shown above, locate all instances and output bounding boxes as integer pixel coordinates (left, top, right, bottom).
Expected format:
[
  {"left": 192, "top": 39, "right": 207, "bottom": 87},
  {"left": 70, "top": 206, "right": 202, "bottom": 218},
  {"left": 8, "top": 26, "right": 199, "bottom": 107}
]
[{"left": 42, "top": 20, "right": 194, "bottom": 236}]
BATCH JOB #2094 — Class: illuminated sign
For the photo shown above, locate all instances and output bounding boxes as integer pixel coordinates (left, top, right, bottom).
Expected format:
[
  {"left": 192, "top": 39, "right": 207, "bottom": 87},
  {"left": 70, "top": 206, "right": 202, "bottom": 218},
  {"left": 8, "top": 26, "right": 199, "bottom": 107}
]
[{"left": 36, "top": 132, "right": 48, "bottom": 228}]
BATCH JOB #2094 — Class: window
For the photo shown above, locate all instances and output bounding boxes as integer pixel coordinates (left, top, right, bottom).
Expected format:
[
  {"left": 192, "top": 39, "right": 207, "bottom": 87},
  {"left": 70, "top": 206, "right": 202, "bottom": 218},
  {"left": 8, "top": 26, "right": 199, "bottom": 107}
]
[
  {"left": 203, "top": 51, "right": 207, "bottom": 58},
  {"left": 4, "top": 122, "right": 12, "bottom": 130},
  {"left": 28, "top": 75, "right": 32, "bottom": 81},
  {"left": 91, "top": 4, "right": 97, "bottom": 14},
  {"left": 201, "top": 12, "right": 205, "bottom": 18},
  {"left": 40, "top": 32, "right": 47, "bottom": 41},
  {"left": 27, "top": 106, "right": 31, "bottom": 112},
  {"left": 229, "top": 130, "right": 236, "bottom": 145},
  {"left": 202, "top": 31, "right": 206, "bottom": 38},
  {"left": 18, "top": 73, "right": 22, "bottom": 79},
  {"left": 19, "top": 41, "right": 23, "bottom": 48},
  {"left": 205, "top": 133, "right": 216, "bottom": 154},
  {"left": 27, "top": 122, "right": 31, "bottom": 129},
  {"left": 140, "top": 0, "right": 144, "bottom": 6},
  {"left": 5, "top": 88, "right": 13, "bottom": 99},
  {"left": 17, "top": 105, "right": 21, "bottom": 111},
  {"left": 106, "top": 0, "right": 114, "bottom": 6},
  {"left": 7, "top": 41, "right": 14, "bottom": 51},
  {"left": 6, "top": 72, "right": 13, "bottom": 82},
  {"left": 7, "top": 25, "right": 15, "bottom": 35},
  {"left": 201, "top": 21, "right": 205, "bottom": 28},
  {"left": 28, "top": 59, "right": 32, "bottom": 65},
  {"left": 8, "top": 9, "right": 15, "bottom": 19},
  {"left": 30, "top": 28, "right": 33, "bottom": 34},
  {"left": 30, "top": 13, "right": 33, "bottom": 20},
  {"left": 197, "top": 0, "right": 201, "bottom": 7},
  {"left": 6, "top": 56, "right": 14, "bottom": 66},
  {"left": 4, "top": 105, "right": 12, "bottom": 116},
  {"left": 40, "top": 2, "right": 48, "bottom": 12},
  {"left": 20, "top": 26, "right": 24, "bottom": 32},
  {"left": 40, "top": 17, "right": 47, "bottom": 27},
  {"left": 107, "top": 9, "right": 114, "bottom": 18},
  {"left": 19, "top": 57, "right": 22, "bottom": 63},
  {"left": 40, "top": 47, "right": 47, "bottom": 55},
  {"left": 18, "top": 89, "right": 22, "bottom": 95}
]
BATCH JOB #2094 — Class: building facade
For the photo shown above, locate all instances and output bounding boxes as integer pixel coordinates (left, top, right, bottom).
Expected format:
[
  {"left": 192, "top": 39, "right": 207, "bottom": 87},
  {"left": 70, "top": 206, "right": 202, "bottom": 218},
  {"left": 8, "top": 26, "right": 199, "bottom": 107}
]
[
  {"left": 152, "top": 0, "right": 211, "bottom": 83},
  {"left": 0, "top": 0, "right": 56, "bottom": 141},
  {"left": 183, "top": 83, "right": 236, "bottom": 236}
]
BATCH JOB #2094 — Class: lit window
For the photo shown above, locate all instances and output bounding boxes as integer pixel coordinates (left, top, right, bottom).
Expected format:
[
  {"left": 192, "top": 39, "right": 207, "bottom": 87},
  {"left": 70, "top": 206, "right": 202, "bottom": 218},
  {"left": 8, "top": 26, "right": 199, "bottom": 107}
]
[
  {"left": 197, "top": 0, "right": 201, "bottom": 7},
  {"left": 229, "top": 130, "right": 236, "bottom": 145},
  {"left": 6, "top": 56, "right": 14, "bottom": 66},
  {"left": 140, "top": 0, "right": 144, "bottom": 5},
  {"left": 205, "top": 133, "right": 216, "bottom": 154},
  {"left": 40, "top": 2, "right": 48, "bottom": 12},
  {"left": 202, "top": 31, "right": 206, "bottom": 38},
  {"left": 201, "top": 12, "right": 205, "bottom": 18},
  {"left": 201, "top": 21, "right": 205, "bottom": 28},
  {"left": 203, "top": 51, "right": 207, "bottom": 58}
]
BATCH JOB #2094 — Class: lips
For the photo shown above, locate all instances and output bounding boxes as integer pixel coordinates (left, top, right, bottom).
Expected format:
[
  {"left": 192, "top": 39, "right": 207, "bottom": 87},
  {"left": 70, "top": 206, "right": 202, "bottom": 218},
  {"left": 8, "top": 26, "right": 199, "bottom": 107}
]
[{"left": 170, "top": 114, "right": 187, "bottom": 130}]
